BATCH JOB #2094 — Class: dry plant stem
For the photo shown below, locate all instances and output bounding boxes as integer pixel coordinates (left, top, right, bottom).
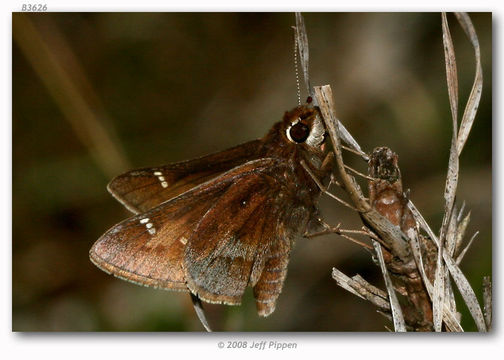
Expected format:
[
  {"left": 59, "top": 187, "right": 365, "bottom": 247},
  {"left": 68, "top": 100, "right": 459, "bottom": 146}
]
[
  {"left": 435, "top": 12, "right": 459, "bottom": 331},
  {"left": 316, "top": 82, "right": 483, "bottom": 331},
  {"left": 313, "top": 82, "right": 432, "bottom": 330},
  {"left": 408, "top": 200, "right": 484, "bottom": 331},
  {"left": 353, "top": 274, "right": 386, "bottom": 296},
  {"left": 438, "top": 12, "right": 486, "bottom": 332},
  {"left": 408, "top": 231, "right": 463, "bottom": 331},
  {"left": 332, "top": 268, "right": 390, "bottom": 311},
  {"left": 372, "top": 241, "right": 406, "bottom": 332},
  {"left": 302, "top": 12, "right": 486, "bottom": 332},
  {"left": 315, "top": 86, "right": 422, "bottom": 331},
  {"left": 368, "top": 148, "right": 435, "bottom": 331},
  {"left": 314, "top": 86, "right": 411, "bottom": 261}
]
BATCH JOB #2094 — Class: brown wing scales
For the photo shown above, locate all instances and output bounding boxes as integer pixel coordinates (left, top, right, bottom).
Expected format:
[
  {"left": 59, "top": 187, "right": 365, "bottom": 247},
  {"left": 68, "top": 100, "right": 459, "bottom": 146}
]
[
  {"left": 90, "top": 180, "right": 229, "bottom": 290},
  {"left": 91, "top": 157, "right": 310, "bottom": 316},
  {"left": 183, "top": 175, "right": 278, "bottom": 305},
  {"left": 107, "top": 140, "right": 263, "bottom": 214},
  {"left": 90, "top": 158, "right": 279, "bottom": 293}
]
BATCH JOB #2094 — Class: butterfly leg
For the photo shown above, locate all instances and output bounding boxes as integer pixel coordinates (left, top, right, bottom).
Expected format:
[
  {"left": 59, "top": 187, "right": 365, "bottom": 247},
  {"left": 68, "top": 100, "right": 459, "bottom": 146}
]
[
  {"left": 300, "top": 159, "right": 357, "bottom": 211},
  {"left": 320, "top": 150, "right": 334, "bottom": 173},
  {"left": 304, "top": 218, "right": 341, "bottom": 239}
]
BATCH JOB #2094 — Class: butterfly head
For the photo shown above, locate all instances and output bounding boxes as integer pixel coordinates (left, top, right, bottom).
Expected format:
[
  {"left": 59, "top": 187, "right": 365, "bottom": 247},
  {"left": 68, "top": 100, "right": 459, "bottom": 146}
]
[{"left": 283, "top": 104, "right": 327, "bottom": 151}]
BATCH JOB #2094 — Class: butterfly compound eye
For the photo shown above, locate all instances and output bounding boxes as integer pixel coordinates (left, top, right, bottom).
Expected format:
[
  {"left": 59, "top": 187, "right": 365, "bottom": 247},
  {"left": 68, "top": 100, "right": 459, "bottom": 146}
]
[{"left": 288, "top": 122, "right": 310, "bottom": 143}]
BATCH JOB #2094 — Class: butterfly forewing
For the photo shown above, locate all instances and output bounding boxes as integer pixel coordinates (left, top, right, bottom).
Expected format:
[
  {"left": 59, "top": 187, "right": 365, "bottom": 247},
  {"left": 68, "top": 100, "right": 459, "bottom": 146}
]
[
  {"left": 90, "top": 182, "right": 226, "bottom": 290},
  {"left": 108, "top": 140, "right": 264, "bottom": 214}
]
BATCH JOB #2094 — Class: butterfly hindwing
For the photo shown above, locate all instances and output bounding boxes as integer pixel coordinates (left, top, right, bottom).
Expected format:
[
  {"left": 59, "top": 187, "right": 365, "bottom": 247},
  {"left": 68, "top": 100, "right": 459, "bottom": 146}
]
[
  {"left": 183, "top": 161, "right": 312, "bottom": 315},
  {"left": 183, "top": 173, "right": 278, "bottom": 305}
]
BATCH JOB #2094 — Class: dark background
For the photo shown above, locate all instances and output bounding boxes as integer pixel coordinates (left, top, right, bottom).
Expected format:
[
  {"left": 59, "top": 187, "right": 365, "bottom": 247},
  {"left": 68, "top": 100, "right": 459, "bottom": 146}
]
[{"left": 12, "top": 12, "right": 492, "bottom": 331}]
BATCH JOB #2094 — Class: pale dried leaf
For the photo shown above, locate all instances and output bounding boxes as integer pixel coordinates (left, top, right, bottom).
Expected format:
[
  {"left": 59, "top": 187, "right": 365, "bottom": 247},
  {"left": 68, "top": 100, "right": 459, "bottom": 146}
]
[
  {"left": 455, "top": 211, "right": 471, "bottom": 256},
  {"left": 332, "top": 268, "right": 366, "bottom": 299},
  {"left": 454, "top": 12, "right": 483, "bottom": 157},
  {"left": 439, "top": 12, "right": 460, "bottom": 247},
  {"left": 444, "top": 276, "right": 459, "bottom": 321},
  {"left": 442, "top": 13, "right": 459, "bottom": 128},
  {"left": 457, "top": 201, "right": 466, "bottom": 222},
  {"left": 408, "top": 200, "right": 439, "bottom": 246},
  {"left": 444, "top": 210, "right": 459, "bottom": 318},
  {"left": 332, "top": 268, "right": 391, "bottom": 311},
  {"left": 372, "top": 241, "right": 406, "bottom": 332},
  {"left": 456, "top": 230, "right": 479, "bottom": 265},
  {"left": 295, "top": 13, "right": 311, "bottom": 96},
  {"left": 351, "top": 275, "right": 391, "bottom": 311},
  {"left": 440, "top": 147, "right": 459, "bottom": 242},
  {"left": 446, "top": 204, "right": 458, "bottom": 256},
  {"left": 443, "top": 211, "right": 458, "bottom": 322},
  {"left": 337, "top": 121, "right": 369, "bottom": 160},
  {"left": 444, "top": 253, "right": 487, "bottom": 332},
  {"left": 407, "top": 201, "right": 466, "bottom": 332},
  {"left": 408, "top": 230, "right": 462, "bottom": 331},
  {"left": 407, "top": 229, "right": 430, "bottom": 291},
  {"left": 413, "top": 202, "right": 485, "bottom": 331},
  {"left": 353, "top": 274, "right": 388, "bottom": 299},
  {"left": 442, "top": 304, "right": 464, "bottom": 332},
  {"left": 482, "top": 276, "right": 492, "bottom": 330},
  {"left": 433, "top": 244, "right": 445, "bottom": 332}
]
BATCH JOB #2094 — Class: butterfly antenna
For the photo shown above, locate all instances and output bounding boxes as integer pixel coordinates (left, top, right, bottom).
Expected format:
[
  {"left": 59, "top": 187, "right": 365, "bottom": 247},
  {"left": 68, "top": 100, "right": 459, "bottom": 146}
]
[
  {"left": 190, "top": 293, "right": 213, "bottom": 332},
  {"left": 292, "top": 26, "right": 302, "bottom": 106}
]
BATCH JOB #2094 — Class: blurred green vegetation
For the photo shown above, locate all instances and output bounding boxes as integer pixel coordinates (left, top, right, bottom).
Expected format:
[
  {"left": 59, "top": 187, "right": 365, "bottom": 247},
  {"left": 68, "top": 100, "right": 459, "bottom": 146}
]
[{"left": 12, "top": 13, "right": 491, "bottom": 331}]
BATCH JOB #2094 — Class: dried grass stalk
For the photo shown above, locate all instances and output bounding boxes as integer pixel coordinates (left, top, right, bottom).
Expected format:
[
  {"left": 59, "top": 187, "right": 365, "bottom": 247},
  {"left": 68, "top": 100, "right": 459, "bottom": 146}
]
[
  {"left": 372, "top": 241, "right": 406, "bottom": 332},
  {"left": 300, "top": 12, "right": 489, "bottom": 332}
]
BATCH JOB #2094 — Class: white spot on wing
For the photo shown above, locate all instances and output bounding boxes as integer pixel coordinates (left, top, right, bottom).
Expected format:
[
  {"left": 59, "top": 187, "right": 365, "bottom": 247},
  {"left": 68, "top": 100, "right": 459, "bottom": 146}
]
[
  {"left": 153, "top": 170, "right": 169, "bottom": 189},
  {"left": 140, "top": 217, "right": 156, "bottom": 235}
]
